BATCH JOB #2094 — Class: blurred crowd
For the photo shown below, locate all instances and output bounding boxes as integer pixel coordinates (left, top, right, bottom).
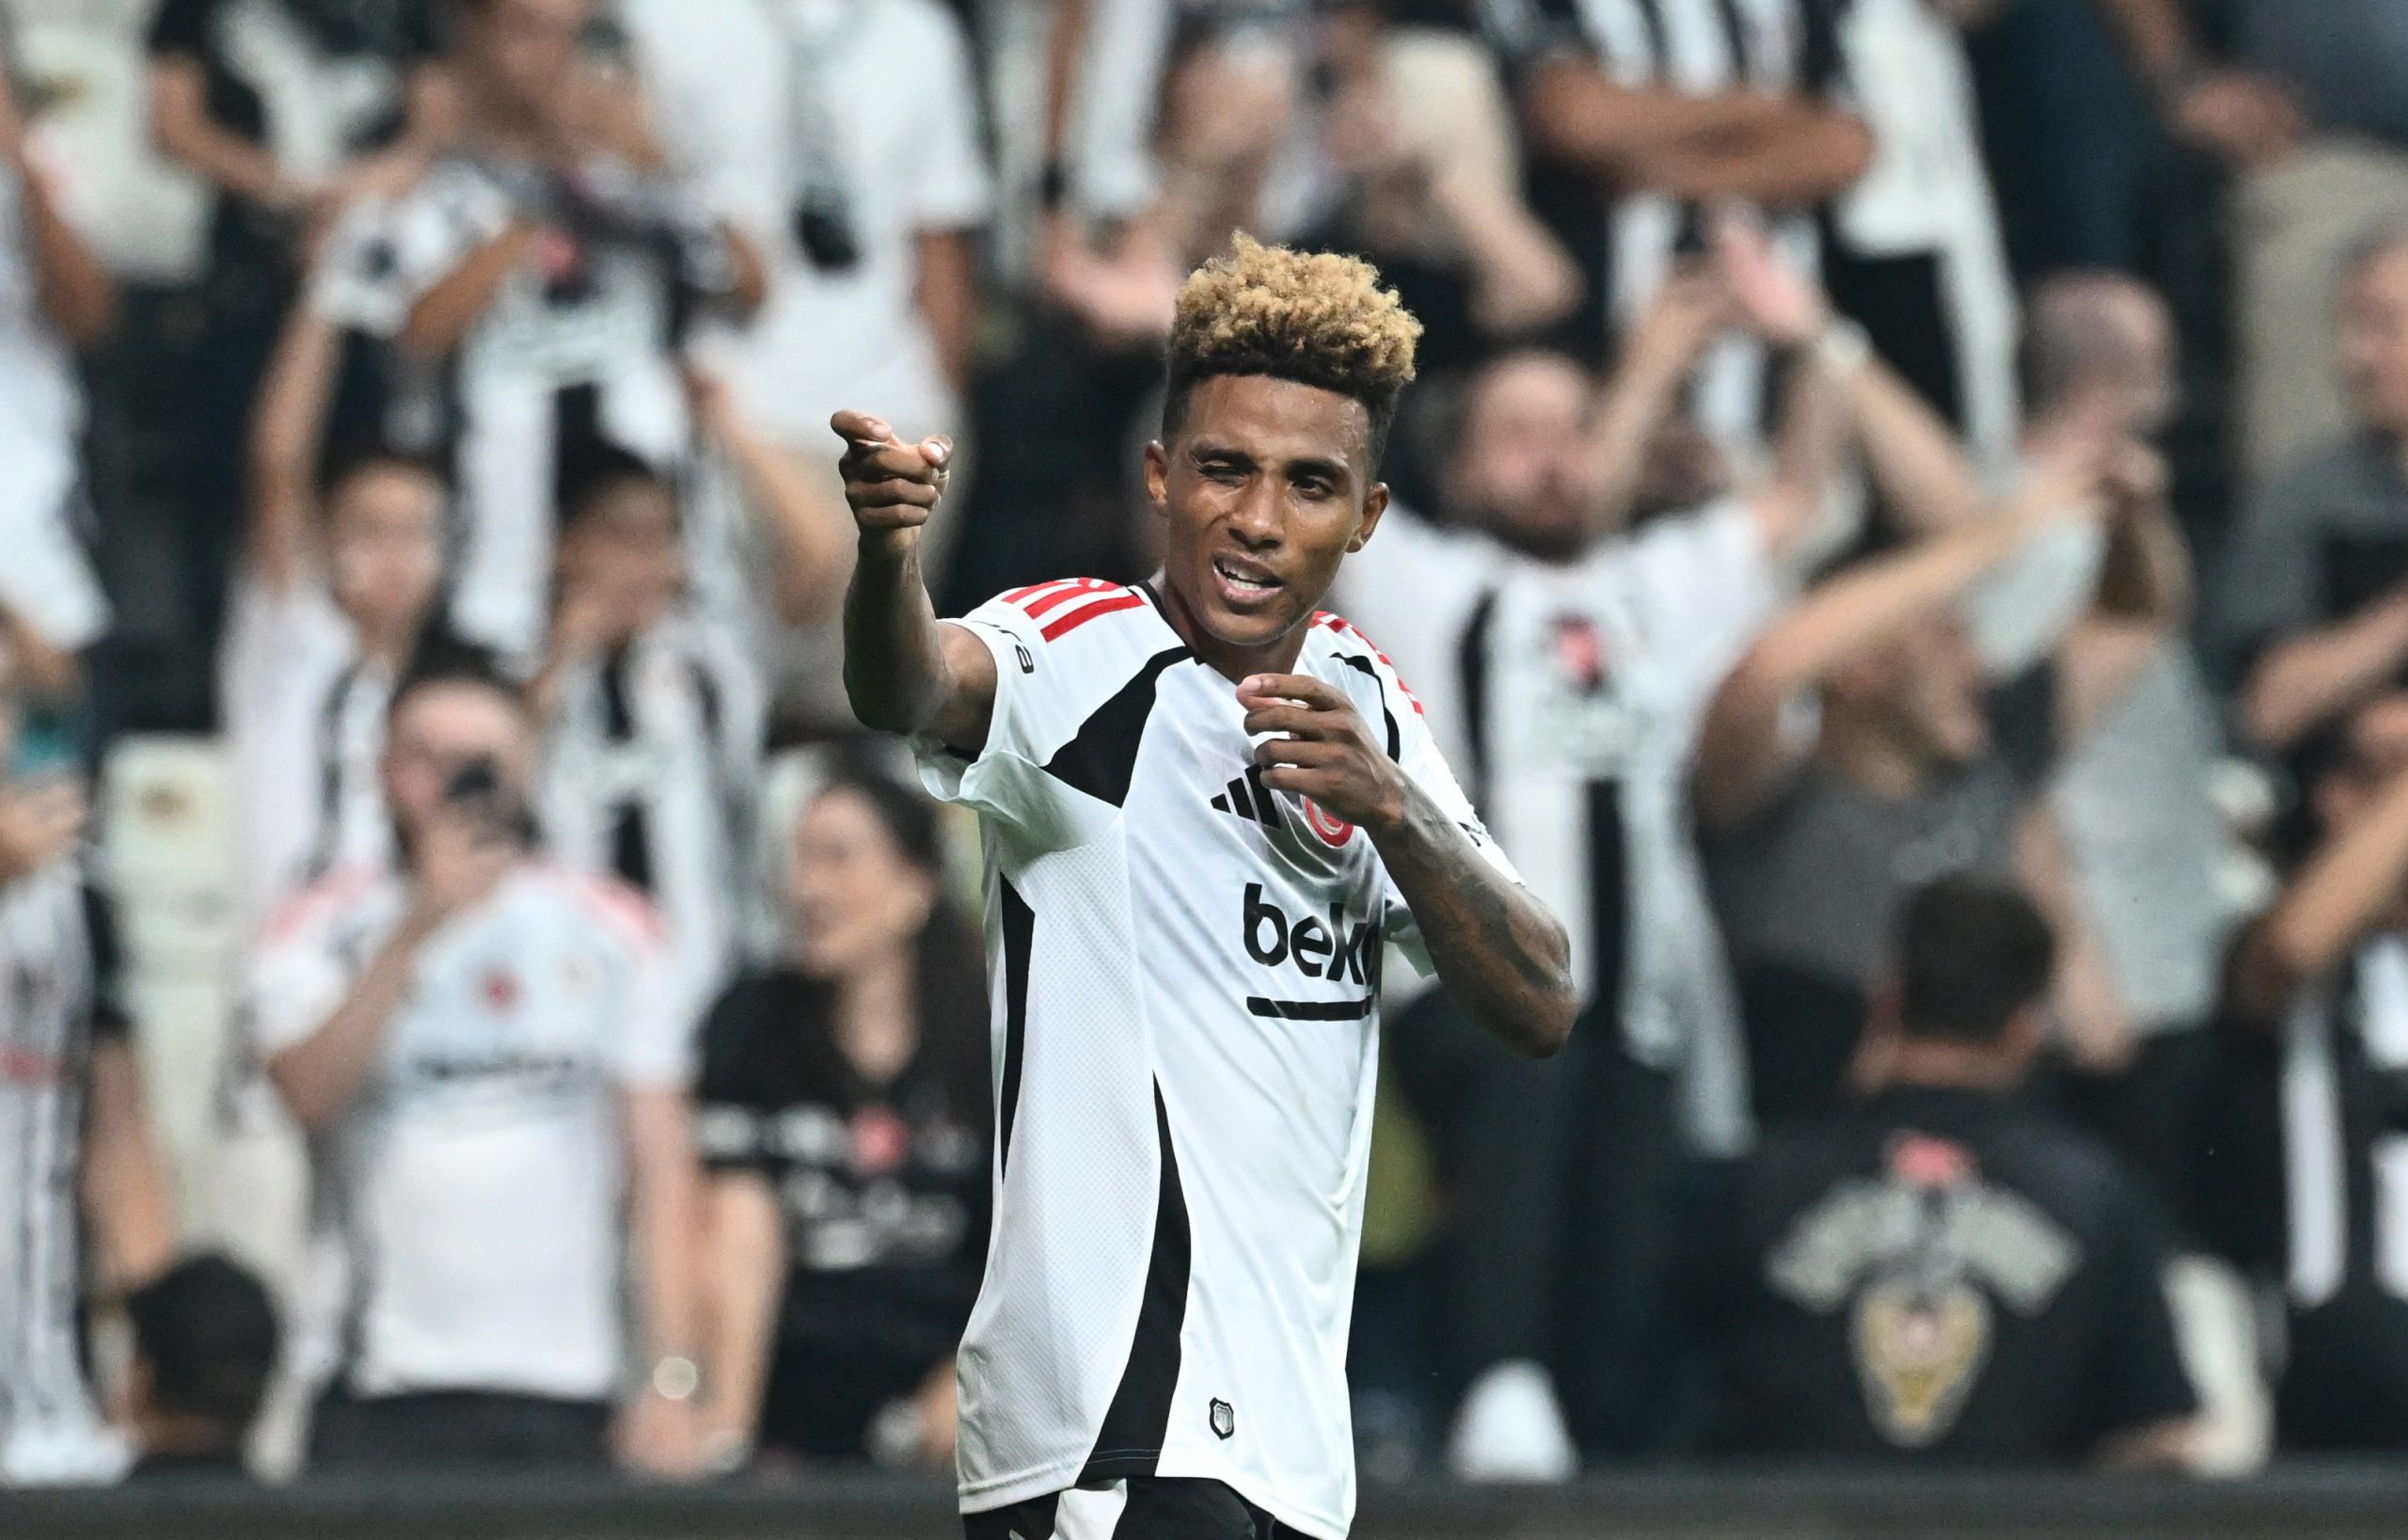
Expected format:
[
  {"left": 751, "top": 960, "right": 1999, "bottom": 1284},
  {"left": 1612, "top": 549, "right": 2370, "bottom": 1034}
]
[{"left": 3, "top": 0, "right": 2408, "bottom": 1500}]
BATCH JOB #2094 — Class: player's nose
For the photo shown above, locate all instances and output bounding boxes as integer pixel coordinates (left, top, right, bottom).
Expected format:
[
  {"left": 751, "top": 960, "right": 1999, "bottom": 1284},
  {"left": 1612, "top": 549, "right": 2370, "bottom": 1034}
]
[{"left": 1227, "top": 482, "right": 1284, "bottom": 546}]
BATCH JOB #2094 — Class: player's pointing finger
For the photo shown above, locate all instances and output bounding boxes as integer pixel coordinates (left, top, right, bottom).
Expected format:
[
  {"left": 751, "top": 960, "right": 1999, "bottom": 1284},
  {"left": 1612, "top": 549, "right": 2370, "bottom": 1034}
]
[{"left": 829, "top": 409, "right": 894, "bottom": 448}]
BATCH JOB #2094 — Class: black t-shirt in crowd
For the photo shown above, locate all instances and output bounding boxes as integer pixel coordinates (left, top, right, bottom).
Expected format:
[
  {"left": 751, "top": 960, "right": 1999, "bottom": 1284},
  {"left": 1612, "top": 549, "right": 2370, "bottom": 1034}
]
[
  {"left": 146, "top": 0, "right": 436, "bottom": 263},
  {"left": 1687, "top": 1086, "right": 2198, "bottom": 1462},
  {"left": 693, "top": 968, "right": 990, "bottom": 1441}
]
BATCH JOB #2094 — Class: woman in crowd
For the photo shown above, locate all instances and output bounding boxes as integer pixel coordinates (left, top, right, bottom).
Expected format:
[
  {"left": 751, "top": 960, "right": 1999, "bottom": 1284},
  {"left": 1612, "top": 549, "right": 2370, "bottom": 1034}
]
[{"left": 692, "top": 765, "right": 990, "bottom": 1473}]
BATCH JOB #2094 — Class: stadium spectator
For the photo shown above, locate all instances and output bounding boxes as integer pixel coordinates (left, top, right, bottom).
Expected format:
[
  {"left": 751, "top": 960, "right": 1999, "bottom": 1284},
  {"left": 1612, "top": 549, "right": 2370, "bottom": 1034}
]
[
  {"left": 146, "top": 0, "right": 447, "bottom": 257},
  {"left": 1687, "top": 877, "right": 2201, "bottom": 1467},
  {"left": 931, "top": 0, "right": 1185, "bottom": 616},
  {"left": 221, "top": 299, "right": 447, "bottom": 934},
  {"left": 530, "top": 437, "right": 763, "bottom": 1019},
  {"left": 0, "top": 56, "right": 115, "bottom": 672},
  {"left": 246, "top": 652, "right": 704, "bottom": 1474},
  {"left": 1378, "top": 230, "right": 1853, "bottom": 1476},
  {"left": 324, "top": 0, "right": 764, "bottom": 665},
  {"left": 0, "top": 631, "right": 174, "bottom": 1485},
  {"left": 1483, "top": 0, "right": 1871, "bottom": 457},
  {"left": 120, "top": 1254, "right": 280, "bottom": 1484},
  {"left": 2085, "top": 0, "right": 2408, "bottom": 482},
  {"left": 2004, "top": 274, "right": 2249, "bottom": 1239},
  {"left": 1295, "top": 4, "right": 1581, "bottom": 375},
  {"left": 144, "top": 0, "right": 445, "bottom": 680},
  {"left": 618, "top": 0, "right": 990, "bottom": 735},
  {"left": 1818, "top": 0, "right": 2022, "bottom": 482},
  {"left": 1697, "top": 412, "right": 2117, "bottom": 1128},
  {"left": 691, "top": 768, "right": 989, "bottom": 1473},
  {"left": 2215, "top": 692, "right": 2408, "bottom": 1451},
  {"left": 2219, "top": 234, "right": 2408, "bottom": 754}
]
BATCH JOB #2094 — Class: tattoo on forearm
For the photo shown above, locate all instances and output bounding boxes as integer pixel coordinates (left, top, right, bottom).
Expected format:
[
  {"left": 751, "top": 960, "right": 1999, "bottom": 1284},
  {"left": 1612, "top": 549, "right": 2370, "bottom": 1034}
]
[{"left": 1377, "top": 792, "right": 1574, "bottom": 1051}]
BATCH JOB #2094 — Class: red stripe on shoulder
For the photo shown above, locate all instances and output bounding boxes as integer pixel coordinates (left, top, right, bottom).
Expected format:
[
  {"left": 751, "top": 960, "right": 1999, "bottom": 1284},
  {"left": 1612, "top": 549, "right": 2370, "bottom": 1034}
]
[
  {"left": 1311, "top": 611, "right": 1427, "bottom": 716},
  {"left": 1003, "top": 579, "right": 1080, "bottom": 606},
  {"left": 1040, "top": 591, "right": 1148, "bottom": 641},
  {"left": 1011, "top": 579, "right": 1118, "bottom": 620}
]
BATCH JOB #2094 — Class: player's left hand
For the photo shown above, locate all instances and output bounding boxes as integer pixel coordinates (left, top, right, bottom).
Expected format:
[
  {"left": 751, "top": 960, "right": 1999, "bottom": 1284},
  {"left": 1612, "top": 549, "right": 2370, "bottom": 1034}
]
[{"left": 1239, "top": 674, "right": 1406, "bottom": 834}]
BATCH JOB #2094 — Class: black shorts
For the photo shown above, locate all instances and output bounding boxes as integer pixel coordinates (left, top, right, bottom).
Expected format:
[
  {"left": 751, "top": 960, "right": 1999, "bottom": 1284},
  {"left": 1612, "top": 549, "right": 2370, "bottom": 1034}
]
[{"left": 965, "top": 1478, "right": 1292, "bottom": 1540}]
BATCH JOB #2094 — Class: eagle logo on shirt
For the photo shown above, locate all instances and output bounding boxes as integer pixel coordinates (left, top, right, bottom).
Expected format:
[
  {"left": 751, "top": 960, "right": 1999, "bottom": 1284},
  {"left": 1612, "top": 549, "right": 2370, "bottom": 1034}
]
[{"left": 1766, "top": 1132, "right": 2083, "bottom": 1450}]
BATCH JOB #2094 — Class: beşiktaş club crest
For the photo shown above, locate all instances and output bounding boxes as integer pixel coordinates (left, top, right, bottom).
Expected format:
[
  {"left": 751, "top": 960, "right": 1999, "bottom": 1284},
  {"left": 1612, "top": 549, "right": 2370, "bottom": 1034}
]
[
  {"left": 1766, "top": 1133, "right": 2080, "bottom": 1448},
  {"left": 1209, "top": 1398, "right": 1236, "bottom": 1440}
]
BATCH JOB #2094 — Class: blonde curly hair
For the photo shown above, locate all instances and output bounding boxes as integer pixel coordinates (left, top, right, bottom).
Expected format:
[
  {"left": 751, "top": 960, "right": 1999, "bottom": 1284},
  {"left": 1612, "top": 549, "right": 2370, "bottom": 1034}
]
[{"left": 1164, "top": 234, "right": 1423, "bottom": 466}]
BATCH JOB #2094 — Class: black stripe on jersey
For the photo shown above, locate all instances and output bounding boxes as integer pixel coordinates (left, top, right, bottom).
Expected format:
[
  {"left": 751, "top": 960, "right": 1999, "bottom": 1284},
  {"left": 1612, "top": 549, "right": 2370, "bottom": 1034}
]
[
  {"left": 1043, "top": 647, "right": 1191, "bottom": 807},
  {"left": 1081, "top": 1084, "right": 1192, "bottom": 1482},
  {"left": 1457, "top": 591, "right": 1499, "bottom": 811},
  {"left": 1339, "top": 656, "right": 1403, "bottom": 761},
  {"left": 304, "top": 662, "right": 363, "bottom": 884},
  {"left": 997, "top": 879, "right": 1035, "bottom": 1177},
  {"left": 1589, "top": 780, "right": 1630, "bottom": 1017},
  {"left": 1247, "top": 995, "right": 1375, "bottom": 1022}
]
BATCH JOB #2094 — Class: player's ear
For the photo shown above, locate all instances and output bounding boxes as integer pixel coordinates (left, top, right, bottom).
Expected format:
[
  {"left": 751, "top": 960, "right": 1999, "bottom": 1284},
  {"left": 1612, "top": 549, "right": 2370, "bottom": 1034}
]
[
  {"left": 1143, "top": 440, "right": 1171, "bottom": 516},
  {"left": 1347, "top": 483, "right": 1390, "bottom": 552}
]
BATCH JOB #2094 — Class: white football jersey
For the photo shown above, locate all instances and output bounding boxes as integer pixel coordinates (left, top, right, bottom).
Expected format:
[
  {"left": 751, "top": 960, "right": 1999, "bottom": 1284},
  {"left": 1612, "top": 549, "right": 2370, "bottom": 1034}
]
[{"left": 921, "top": 579, "right": 1515, "bottom": 1539}]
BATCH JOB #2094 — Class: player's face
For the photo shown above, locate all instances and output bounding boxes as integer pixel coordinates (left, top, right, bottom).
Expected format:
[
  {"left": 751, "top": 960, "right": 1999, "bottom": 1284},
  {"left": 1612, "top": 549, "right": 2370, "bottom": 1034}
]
[
  {"left": 380, "top": 682, "right": 532, "bottom": 833},
  {"left": 2343, "top": 247, "right": 2408, "bottom": 435},
  {"left": 328, "top": 466, "right": 443, "bottom": 638},
  {"left": 1146, "top": 373, "right": 1387, "bottom": 663},
  {"left": 788, "top": 787, "right": 934, "bottom": 981}
]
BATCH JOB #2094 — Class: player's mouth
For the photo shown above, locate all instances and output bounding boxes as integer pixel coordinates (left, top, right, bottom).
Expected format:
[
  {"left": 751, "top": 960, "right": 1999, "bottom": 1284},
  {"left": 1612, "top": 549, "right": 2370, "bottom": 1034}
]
[{"left": 1210, "top": 554, "right": 1286, "bottom": 611}]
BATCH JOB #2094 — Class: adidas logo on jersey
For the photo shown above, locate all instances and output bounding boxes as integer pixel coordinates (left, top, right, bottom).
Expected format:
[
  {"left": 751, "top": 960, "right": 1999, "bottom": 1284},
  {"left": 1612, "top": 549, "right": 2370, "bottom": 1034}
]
[
  {"left": 1213, "top": 769, "right": 1354, "bottom": 848},
  {"left": 1211, "top": 768, "right": 1287, "bottom": 834}
]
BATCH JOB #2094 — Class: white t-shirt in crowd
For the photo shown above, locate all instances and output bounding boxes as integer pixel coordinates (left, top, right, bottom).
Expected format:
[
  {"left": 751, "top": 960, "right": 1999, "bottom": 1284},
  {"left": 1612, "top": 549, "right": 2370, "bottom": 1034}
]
[
  {"left": 218, "top": 571, "right": 398, "bottom": 936},
  {"left": 629, "top": 0, "right": 993, "bottom": 445},
  {"left": 920, "top": 580, "right": 1515, "bottom": 1539},
  {"left": 1444, "top": 503, "right": 1782, "bottom": 1155},
  {"left": 248, "top": 864, "right": 689, "bottom": 1401}
]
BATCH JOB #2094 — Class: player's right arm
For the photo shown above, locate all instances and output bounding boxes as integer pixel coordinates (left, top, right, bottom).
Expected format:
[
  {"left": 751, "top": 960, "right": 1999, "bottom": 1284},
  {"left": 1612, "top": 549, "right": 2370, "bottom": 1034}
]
[{"left": 834, "top": 410, "right": 998, "bottom": 756}]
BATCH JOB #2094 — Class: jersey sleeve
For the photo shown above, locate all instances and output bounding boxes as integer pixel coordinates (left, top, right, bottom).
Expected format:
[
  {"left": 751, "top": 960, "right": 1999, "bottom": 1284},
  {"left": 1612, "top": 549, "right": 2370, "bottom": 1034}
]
[
  {"left": 1377, "top": 684, "right": 1524, "bottom": 979},
  {"left": 916, "top": 588, "right": 1136, "bottom": 849}
]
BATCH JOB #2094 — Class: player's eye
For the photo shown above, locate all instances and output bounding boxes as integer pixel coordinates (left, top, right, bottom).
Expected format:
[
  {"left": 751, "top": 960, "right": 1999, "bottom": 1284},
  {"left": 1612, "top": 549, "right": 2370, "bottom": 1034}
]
[{"left": 1200, "top": 459, "right": 1246, "bottom": 484}]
